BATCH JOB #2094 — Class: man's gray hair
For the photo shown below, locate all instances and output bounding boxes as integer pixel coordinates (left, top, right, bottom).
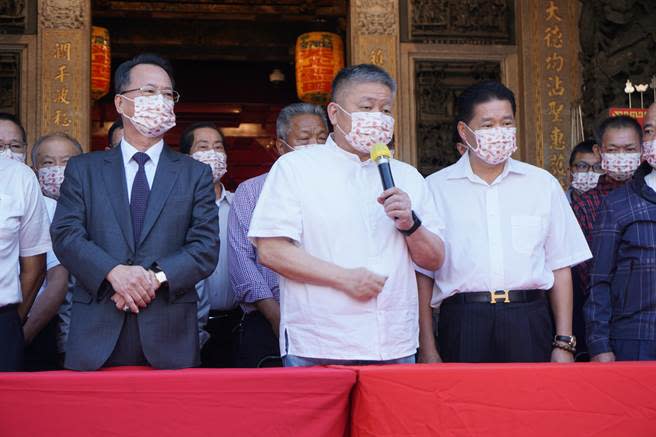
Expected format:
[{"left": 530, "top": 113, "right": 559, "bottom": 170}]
[
  {"left": 276, "top": 103, "right": 329, "bottom": 141},
  {"left": 331, "top": 64, "right": 397, "bottom": 103},
  {"left": 31, "top": 132, "right": 83, "bottom": 167}
]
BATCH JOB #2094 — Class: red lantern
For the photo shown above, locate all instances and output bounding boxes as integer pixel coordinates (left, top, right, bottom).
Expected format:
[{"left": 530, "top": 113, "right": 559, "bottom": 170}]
[
  {"left": 91, "top": 26, "right": 111, "bottom": 101},
  {"left": 295, "top": 32, "right": 344, "bottom": 104}
]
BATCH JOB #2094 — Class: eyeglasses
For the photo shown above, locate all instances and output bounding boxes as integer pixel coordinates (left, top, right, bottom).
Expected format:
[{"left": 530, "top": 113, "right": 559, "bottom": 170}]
[
  {"left": 573, "top": 161, "right": 604, "bottom": 173},
  {"left": 120, "top": 86, "right": 180, "bottom": 103},
  {"left": 0, "top": 142, "right": 26, "bottom": 153}
]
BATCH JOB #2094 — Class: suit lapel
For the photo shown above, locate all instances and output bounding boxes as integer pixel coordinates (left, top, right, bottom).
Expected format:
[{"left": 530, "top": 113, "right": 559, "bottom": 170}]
[
  {"left": 102, "top": 147, "right": 135, "bottom": 251},
  {"left": 137, "top": 145, "right": 179, "bottom": 246}
]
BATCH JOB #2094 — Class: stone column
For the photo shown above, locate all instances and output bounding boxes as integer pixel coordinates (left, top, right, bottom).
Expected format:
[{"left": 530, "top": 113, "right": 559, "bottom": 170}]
[
  {"left": 38, "top": 0, "right": 91, "bottom": 150},
  {"left": 517, "top": 0, "right": 582, "bottom": 186},
  {"left": 349, "top": 0, "right": 404, "bottom": 159}
]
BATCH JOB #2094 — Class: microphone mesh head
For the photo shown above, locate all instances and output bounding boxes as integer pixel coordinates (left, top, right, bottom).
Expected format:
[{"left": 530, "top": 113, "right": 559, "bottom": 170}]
[{"left": 370, "top": 143, "right": 391, "bottom": 162}]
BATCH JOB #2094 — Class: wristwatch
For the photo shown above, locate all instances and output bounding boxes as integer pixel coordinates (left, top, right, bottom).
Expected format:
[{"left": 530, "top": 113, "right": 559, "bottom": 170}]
[
  {"left": 400, "top": 211, "right": 422, "bottom": 237},
  {"left": 554, "top": 335, "right": 577, "bottom": 348},
  {"left": 152, "top": 264, "right": 168, "bottom": 285}
]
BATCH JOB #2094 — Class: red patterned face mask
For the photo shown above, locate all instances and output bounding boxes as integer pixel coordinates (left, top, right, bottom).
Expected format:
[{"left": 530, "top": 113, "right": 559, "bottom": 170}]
[
  {"left": 38, "top": 165, "right": 66, "bottom": 199},
  {"left": 191, "top": 150, "right": 227, "bottom": 183},
  {"left": 464, "top": 124, "right": 517, "bottom": 166},
  {"left": 334, "top": 104, "right": 395, "bottom": 154},
  {"left": 643, "top": 140, "right": 656, "bottom": 168},
  {"left": 601, "top": 152, "right": 641, "bottom": 181},
  {"left": 120, "top": 94, "right": 176, "bottom": 138}
]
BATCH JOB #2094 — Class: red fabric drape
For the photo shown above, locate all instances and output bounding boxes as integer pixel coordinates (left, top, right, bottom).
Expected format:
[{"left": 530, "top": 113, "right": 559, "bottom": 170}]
[
  {"left": 0, "top": 367, "right": 355, "bottom": 437},
  {"left": 351, "top": 362, "right": 656, "bottom": 437}
]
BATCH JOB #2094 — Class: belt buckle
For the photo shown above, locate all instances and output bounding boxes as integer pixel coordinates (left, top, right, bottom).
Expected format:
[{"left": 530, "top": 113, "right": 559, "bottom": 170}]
[{"left": 489, "top": 290, "right": 511, "bottom": 304}]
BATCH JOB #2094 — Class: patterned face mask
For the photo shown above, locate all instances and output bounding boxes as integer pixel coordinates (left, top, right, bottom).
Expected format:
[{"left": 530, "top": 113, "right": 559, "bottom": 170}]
[
  {"left": 571, "top": 171, "right": 601, "bottom": 193},
  {"left": 601, "top": 152, "right": 641, "bottom": 181},
  {"left": 120, "top": 94, "right": 176, "bottom": 138},
  {"left": 0, "top": 148, "right": 25, "bottom": 163},
  {"left": 192, "top": 150, "right": 227, "bottom": 183},
  {"left": 334, "top": 104, "right": 394, "bottom": 154},
  {"left": 38, "top": 165, "right": 66, "bottom": 199},
  {"left": 642, "top": 140, "right": 656, "bottom": 168},
  {"left": 464, "top": 124, "right": 517, "bottom": 165}
]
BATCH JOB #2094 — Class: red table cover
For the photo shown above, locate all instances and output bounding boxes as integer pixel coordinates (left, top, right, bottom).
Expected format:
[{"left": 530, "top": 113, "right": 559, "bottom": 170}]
[
  {"left": 351, "top": 362, "right": 656, "bottom": 437},
  {"left": 0, "top": 367, "right": 356, "bottom": 437}
]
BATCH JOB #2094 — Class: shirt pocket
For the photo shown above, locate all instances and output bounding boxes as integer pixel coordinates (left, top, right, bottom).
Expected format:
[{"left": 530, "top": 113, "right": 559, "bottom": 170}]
[{"left": 511, "top": 215, "right": 543, "bottom": 255}]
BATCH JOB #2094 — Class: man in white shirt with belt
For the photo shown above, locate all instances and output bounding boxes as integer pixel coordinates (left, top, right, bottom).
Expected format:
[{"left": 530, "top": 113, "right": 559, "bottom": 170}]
[
  {"left": 249, "top": 64, "right": 446, "bottom": 366},
  {"left": 417, "top": 81, "right": 591, "bottom": 363},
  {"left": 0, "top": 113, "right": 52, "bottom": 371}
]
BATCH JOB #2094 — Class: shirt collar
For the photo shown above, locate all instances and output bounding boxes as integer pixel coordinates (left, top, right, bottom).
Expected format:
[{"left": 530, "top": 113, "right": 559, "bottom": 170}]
[
  {"left": 216, "top": 184, "right": 233, "bottom": 205},
  {"left": 120, "top": 138, "right": 164, "bottom": 168},
  {"left": 326, "top": 134, "right": 372, "bottom": 167},
  {"left": 447, "top": 150, "right": 526, "bottom": 185}
]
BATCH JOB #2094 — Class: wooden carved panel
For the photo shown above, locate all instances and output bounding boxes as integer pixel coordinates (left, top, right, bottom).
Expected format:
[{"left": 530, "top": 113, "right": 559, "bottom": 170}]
[
  {"left": 415, "top": 60, "right": 500, "bottom": 176},
  {"left": 580, "top": 0, "right": 656, "bottom": 133},
  {"left": 403, "top": 0, "right": 515, "bottom": 44},
  {"left": 0, "top": 51, "right": 20, "bottom": 114},
  {"left": 0, "top": 0, "right": 36, "bottom": 34}
]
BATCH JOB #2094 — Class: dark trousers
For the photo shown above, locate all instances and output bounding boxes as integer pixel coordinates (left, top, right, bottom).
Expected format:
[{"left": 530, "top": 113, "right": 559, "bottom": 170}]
[
  {"left": 201, "top": 308, "right": 242, "bottom": 368},
  {"left": 23, "top": 317, "right": 61, "bottom": 371},
  {"left": 572, "top": 271, "right": 589, "bottom": 361},
  {"left": 237, "top": 311, "right": 281, "bottom": 368},
  {"left": 438, "top": 296, "right": 553, "bottom": 363},
  {"left": 0, "top": 304, "right": 24, "bottom": 371},
  {"left": 612, "top": 339, "right": 656, "bottom": 361},
  {"left": 103, "top": 313, "right": 148, "bottom": 367}
]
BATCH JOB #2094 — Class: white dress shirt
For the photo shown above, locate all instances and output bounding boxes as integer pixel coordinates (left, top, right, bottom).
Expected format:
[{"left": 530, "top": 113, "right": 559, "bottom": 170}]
[
  {"left": 249, "top": 135, "right": 445, "bottom": 361},
  {"left": 34, "top": 196, "right": 62, "bottom": 299},
  {"left": 645, "top": 169, "right": 656, "bottom": 191},
  {"left": 0, "top": 159, "right": 52, "bottom": 306},
  {"left": 424, "top": 152, "right": 592, "bottom": 306},
  {"left": 120, "top": 138, "right": 163, "bottom": 202},
  {"left": 198, "top": 185, "right": 237, "bottom": 311}
]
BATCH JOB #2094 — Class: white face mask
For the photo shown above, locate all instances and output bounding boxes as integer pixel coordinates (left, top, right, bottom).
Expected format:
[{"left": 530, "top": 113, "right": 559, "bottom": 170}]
[
  {"left": 38, "top": 165, "right": 66, "bottom": 199},
  {"left": 120, "top": 94, "right": 176, "bottom": 138},
  {"left": 334, "top": 104, "right": 394, "bottom": 154},
  {"left": 280, "top": 140, "right": 310, "bottom": 152},
  {"left": 463, "top": 124, "right": 517, "bottom": 165},
  {"left": 642, "top": 140, "right": 656, "bottom": 168},
  {"left": 192, "top": 150, "right": 227, "bottom": 183},
  {"left": 0, "top": 148, "right": 25, "bottom": 163},
  {"left": 601, "top": 152, "right": 641, "bottom": 181},
  {"left": 571, "top": 171, "right": 601, "bottom": 193}
]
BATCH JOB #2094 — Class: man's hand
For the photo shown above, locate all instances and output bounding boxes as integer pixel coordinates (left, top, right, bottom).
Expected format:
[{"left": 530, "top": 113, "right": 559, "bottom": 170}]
[
  {"left": 551, "top": 348, "right": 575, "bottom": 363},
  {"left": 338, "top": 267, "right": 386, "bottom": 300},
  {"left": 377, "top": 187, "right": 413, "bottom": 231},
  {"left": 591, "top": 352, "right": 616, "bottom": 363},
  {"left": 111, "top": 293, "right": 130, "bottom": 313},
  {"left": 106, "top": 265, "right": 157, "bottom": 313}
]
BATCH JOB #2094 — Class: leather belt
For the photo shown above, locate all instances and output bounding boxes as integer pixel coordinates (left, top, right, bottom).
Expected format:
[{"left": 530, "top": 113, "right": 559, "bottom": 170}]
[{"left": 443, "top": 290, "right": 547, "bottom": 305}]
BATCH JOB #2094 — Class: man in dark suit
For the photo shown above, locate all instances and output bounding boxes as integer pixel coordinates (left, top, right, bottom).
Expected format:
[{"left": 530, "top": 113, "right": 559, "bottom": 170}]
[{"left": 51, "top": 54, "right": 219, "bottom": 371}]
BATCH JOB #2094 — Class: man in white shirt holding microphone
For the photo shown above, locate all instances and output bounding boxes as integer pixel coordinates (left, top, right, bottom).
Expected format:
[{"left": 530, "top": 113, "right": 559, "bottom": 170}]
[{"left": 249, "top": 64, "right": 445, "bottom": 366}]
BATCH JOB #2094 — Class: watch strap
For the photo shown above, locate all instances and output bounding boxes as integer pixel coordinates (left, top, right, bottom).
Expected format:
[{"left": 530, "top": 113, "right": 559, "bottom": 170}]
[{"left": 401, "top": 211, "right": 422, "bottom": 237}]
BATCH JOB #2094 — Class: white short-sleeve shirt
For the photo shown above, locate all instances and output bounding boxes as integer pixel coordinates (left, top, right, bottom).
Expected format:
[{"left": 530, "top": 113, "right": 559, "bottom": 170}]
[
  {"left": 425, "top": 151, "right": 592, "bottom": 306},
  {"left": 248, "top": 135, "right": 444, "bottom": 361},
  {"left": 0, "top": 159, "right": 52, "bottom": 306}
]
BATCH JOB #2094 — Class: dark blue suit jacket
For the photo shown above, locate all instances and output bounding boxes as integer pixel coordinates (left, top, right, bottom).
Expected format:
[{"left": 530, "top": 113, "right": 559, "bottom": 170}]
[{"left": 51, "top": 145, "right": 219, "bottom": 370}]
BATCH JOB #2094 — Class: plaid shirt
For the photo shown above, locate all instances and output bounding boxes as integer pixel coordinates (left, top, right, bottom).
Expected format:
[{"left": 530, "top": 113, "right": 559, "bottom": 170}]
[
  {"left": 584, "top": 163, "right": 656, "bottom": 356},
  {"left": 227, "top": 173, "right": 280, "bottom": 313},
  {"left": 571, "top": 175, "right": 627, "bottom": 292}
]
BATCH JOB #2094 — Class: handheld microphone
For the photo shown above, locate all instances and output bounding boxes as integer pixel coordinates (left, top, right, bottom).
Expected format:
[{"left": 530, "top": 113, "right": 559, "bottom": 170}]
[{"left": 370, "top": 143, "right": 395, "bottom": 190}]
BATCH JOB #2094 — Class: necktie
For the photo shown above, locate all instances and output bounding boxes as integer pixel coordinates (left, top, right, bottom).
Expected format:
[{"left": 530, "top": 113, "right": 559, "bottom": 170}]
[{"left": 131, "top": 152, "right": 150, "bottom": 242}]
